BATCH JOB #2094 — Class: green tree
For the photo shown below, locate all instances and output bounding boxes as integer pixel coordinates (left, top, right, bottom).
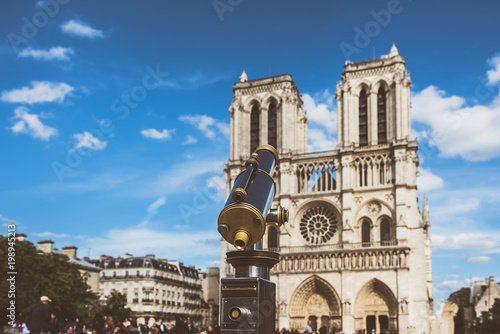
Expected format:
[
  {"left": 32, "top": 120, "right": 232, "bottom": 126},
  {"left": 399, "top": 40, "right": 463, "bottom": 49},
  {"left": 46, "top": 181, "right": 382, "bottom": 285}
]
[
  {"left": 448, "top": 287, "right": 470, "bottom": 334},
  {"left": 87, "top": 291, "right": 132, "bottom": 331},
  {"left": 476, "top": 298, "right": 500, "bottom": 334},
  {"left": 102, "top": 291, "right": 133, "bottom": 323},
  {"left": 0, "top": 236, "right": 98, "bottom": 327}
]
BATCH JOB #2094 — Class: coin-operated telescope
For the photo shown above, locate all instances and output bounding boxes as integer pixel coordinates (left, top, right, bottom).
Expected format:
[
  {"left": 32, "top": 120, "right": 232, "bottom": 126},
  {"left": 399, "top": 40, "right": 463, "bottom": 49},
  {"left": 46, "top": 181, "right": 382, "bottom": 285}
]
[{"left": 218, "top": 145, "right": 288, "bottom": 334}]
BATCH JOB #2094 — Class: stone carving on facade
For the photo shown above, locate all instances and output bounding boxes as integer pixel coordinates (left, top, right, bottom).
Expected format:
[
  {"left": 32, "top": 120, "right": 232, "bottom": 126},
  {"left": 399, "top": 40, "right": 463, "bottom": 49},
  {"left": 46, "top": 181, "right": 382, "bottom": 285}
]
[
  {"left": 384, "top": 193, "right": 393, "bottom": 201},
  {"left": 343, "top": 300, "right": 352, "bottom": 315},
  {"left": 399, "top": 299, "right": 409, "bottom": 314},
  {"left": 367, "top": 201, "right": 382, "bottom": 216},
  {"left": 279, "top": 302, "right": 287, "bottom": 314},
  {"left": 354, "top": 196, "right": 363, "bottom": 205}
]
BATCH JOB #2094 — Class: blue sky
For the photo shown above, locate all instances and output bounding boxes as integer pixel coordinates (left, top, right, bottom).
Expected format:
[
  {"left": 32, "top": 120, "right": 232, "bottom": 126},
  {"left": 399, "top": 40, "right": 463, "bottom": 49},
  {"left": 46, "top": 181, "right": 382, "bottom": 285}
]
[{"left": 1, "top": 0, "right": 500, "bottom": 307}]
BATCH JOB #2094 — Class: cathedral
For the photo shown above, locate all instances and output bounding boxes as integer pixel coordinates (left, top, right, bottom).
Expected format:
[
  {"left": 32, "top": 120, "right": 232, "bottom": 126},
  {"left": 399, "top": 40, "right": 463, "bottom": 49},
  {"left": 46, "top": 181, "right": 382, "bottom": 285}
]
[{"left": 220, "top": 44, "right": 435, "bottom": 334}]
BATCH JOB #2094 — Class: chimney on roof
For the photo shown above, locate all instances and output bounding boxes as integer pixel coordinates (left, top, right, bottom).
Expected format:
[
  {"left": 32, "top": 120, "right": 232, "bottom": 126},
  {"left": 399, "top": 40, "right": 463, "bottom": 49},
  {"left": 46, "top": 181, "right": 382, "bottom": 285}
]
[
  {"left": 100, "top": 254, "right": 110, "bottom": 261},
  {"left": 62, "top": 246, "right": 78, "bottom": 260},
  {"left": 124, "top": 253, "right": 133, "bottom": 259},
  {"left": 145, "top": 254, "right": 155, "bottom": 259},
  {"left": 83, "top": 256, "right": 90, "bottom": 262},
  {"left": 37, "top": 240, "right": 54, "bottom": 253},
  {"left": 15, "top": 233, "right": 27, "bottom": 242}
]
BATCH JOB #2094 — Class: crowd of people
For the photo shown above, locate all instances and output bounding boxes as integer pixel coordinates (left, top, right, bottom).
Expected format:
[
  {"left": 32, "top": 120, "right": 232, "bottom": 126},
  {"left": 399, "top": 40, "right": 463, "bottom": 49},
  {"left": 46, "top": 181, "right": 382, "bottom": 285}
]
[{"left": 14, "top": 296, "right": 221, "bottom": 334}]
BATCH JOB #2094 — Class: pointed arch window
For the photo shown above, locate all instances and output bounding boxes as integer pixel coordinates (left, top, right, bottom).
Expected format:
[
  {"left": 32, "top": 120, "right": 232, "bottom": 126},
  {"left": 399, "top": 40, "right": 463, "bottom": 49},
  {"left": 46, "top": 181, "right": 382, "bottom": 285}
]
[
  {"left": 362, "top": 220, "right": 371, "bottom": 246},
  {"left": 359, "top": 89, "right": 368, "bottom": 146},
  {"left": 268, "top": 226, "right": 278, "bottom": 249},
  {"left": 380, "top": 219, "right": 390, "bottom": 244},
  {"left": 250, "top": 104, "right": 260, "bottom": 154},
  {"left": 268, "top": 101, "right": 277, "bottom": 149},
  {"left": 377, "top": 87, "right": 387, "bottom": 144}
]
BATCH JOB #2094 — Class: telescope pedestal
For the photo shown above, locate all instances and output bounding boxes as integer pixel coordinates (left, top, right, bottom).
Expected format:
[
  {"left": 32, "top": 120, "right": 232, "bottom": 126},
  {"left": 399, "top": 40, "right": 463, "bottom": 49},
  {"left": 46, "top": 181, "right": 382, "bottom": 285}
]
[
  {"left": 226, "top": 250, "right": 279, "bottom": 280},
  {"left": 220, "top": 251, "right": 280, "bottom": 334}
]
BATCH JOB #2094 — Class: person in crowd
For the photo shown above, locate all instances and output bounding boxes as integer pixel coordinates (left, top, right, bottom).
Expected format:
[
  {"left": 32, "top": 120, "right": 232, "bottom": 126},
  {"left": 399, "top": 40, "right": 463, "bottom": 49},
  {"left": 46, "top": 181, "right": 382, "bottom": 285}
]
[
  {"left": 74, "top": 318, "right": 84, "bottom": 334},
  {"left": 206, "top": 326, "right": 214, "bottom": 334},
  {"left": 16, "top": 313, "right": 30, "bottom": 334},
  {"left": 123, "top": 319, "right": 131, "bottom": 329},
  {"left": 104, "top": 316, "right": 115, "bottom": 334},
  {"left": 140, "top": 322, "right": 149, "bottom": 334},
  {"left": 305, "top": 320, "right": 313, "bottom": 334},
  {"left": 28, "top": 296, "right": 51, "bottom": 334},
  {"left": 48, "top": 313, "right": 59, "bottom": 334},
  {"left": 158, "top": 320, "right": 167, "bottom": 334},
  {"left": 115, "top": 324, "right": 127, "bottom": 334},
  {"left": 185, "top": 317, "right": 194, "bottom": 334}
]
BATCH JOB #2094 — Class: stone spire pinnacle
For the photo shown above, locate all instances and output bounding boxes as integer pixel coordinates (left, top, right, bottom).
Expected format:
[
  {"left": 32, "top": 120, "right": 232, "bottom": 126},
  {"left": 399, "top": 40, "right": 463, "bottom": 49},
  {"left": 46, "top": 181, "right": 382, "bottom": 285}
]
[
  {"left": 389, "top": 42, "right": 399, "bottom": 58},
  {"left": 423, "top": 195, "right": 430, "bottom": 224},
  {"left": 239, "top": 69, "right": 248, "bottom": 82}
]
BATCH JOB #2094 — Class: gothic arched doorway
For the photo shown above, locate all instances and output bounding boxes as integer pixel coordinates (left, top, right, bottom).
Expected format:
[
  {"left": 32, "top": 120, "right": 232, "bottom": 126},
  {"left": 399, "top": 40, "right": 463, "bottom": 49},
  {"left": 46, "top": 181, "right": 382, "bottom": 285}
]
[
  {"left": 354, "top": 278, "right": 398, "bottom": 333},
  {"left": 289, "top": 276, "right": 341, "bottom": 332}
]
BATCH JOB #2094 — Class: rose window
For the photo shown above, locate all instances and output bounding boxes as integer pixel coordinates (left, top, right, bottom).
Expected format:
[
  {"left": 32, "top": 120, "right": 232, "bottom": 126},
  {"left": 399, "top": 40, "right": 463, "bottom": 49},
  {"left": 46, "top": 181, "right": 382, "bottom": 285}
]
[{"left": 300, "top": 207, "right": 338, "bottom": 244}]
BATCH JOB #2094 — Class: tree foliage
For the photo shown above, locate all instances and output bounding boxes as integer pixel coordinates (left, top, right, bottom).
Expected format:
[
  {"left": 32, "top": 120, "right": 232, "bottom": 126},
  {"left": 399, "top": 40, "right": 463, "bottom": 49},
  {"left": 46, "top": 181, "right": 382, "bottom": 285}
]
[
  {"left": 0, "top": 236, "right": 97, "bottom": 327},
  {"left": 475, "top": 298, "right": 500, "bottom": 334},
  {"left": 102, "top": 291, "right": 133, "bottom": 323},
  {"left": 448, "top": 287, "right": 470, "bottom": 334}
]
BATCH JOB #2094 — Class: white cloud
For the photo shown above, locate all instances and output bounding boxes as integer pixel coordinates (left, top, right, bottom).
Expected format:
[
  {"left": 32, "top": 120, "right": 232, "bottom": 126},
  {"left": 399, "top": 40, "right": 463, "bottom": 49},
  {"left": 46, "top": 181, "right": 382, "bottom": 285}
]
[
  {"left": 86, "top": 227, "right": 220, "bottom": 263},
  {"left": 1, "top": 81, "right": 74, "bottom": 104},
  {"left": 206, "top": 175, "right": 226, "bottom": 202},
  {"left": 432, "top": 232, "right": 500, "bottom": 250},
  {"left": 32, "top": 232, "right": 70, "bottom": 238},
  {"left": 179, "top": 114, "right": 229, "bottom": 139},
  {"left": 308, "top": 128, "right": 337, "bottom": 152},
  {"left": 10, "top": 106, "right": 58, "bottom": 141},
  {"left": 303, "top": 90, "right": 337, "bottom": 131},
  {"left": 435, "top": 277, "right": 484, "bottom": 300},
  {"left": 303, "top": 90, "right": 338, "bottom": 152},
  {"left": 73, "top": 132, "right": 107, "bottom": 151},
  {"left": 141, "top": 128, "right": 175, "bottom": 140},
  {"left": 412, "top": 70, "right": 500, "bottom": 162},
  {"left": 18, "top": 46, "right": 74, "bottom": 61},
  {"left": 139, "top": 196, "right": 167, "bottom": 226},
  {"left": 446, "top": 274, "right": 461, "bottom": 279},
  {"left": 182, "top": 135, "right": 198, "bottom": 145},
  {"left": 61, "top": 20, "right": 104, "bottom": 39},
  {"left": 468, "top": 255, "right": 492, "bottom": 264},
  {"left": 487, "top": 55, "right": 500, "bottom": 85},
  {"left": 417, "top": 167, "right": 444, "bottom": 193}
]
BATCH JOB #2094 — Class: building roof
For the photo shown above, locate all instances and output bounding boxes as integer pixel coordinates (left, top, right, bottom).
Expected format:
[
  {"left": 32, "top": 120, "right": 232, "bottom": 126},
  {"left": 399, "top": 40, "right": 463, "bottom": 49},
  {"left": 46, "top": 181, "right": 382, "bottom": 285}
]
[{"left": 91, "top": 256, "right": 200, "bottom": 278}]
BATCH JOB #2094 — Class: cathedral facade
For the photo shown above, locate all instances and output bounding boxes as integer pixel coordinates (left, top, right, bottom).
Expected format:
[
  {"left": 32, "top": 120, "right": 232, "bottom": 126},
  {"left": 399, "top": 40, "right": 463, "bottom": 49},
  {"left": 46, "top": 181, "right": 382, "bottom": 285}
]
[{"left": 220, "top": 45, "right": 435, "bottom": 334}]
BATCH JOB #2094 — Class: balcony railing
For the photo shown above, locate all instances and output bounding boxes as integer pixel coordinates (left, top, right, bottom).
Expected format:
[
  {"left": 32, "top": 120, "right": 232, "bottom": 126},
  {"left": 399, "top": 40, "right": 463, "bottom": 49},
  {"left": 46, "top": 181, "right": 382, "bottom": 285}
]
[{"left": 268, "top": 240, "right": 404, "bottom": 254}]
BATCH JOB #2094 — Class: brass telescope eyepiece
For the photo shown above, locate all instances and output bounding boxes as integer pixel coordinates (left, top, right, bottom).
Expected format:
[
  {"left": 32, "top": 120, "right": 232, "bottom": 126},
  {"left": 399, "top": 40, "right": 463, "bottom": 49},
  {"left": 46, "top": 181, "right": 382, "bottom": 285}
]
[{"left": 218, "top": 145, "right": 288, "bottom": 249}]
